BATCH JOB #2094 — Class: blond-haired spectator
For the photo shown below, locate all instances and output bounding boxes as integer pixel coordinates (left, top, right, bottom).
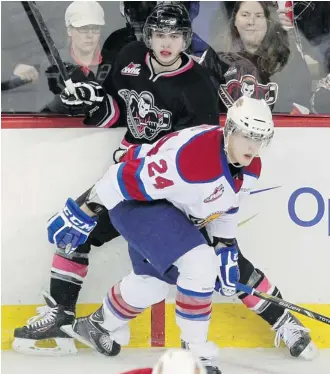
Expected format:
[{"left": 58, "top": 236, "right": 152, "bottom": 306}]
[{"left": 42, "top": 1, "right": 112, "bottom": 114}]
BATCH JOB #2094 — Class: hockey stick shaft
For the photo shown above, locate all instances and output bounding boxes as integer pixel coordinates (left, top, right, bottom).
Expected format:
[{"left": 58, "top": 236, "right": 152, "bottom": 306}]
[
  {"left": 1, "top": 77, "right": 27, "bottom": 91},
  {"left": 21, "top": 1, "right": 76, "bottom": 95},
  {"left": 236, "top": 282, "right": 330, "bottom": 325}
]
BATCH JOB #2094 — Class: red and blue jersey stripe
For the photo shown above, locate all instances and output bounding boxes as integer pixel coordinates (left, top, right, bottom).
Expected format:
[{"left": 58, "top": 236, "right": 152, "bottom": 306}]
[{"left": 117, "top": 159, "right": 152, "bottom": 201}]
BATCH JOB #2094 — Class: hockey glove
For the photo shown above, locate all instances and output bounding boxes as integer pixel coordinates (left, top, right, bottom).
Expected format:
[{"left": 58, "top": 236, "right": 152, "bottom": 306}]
[
  {"left": 47, "top": 198, "right": 97, "bottom": 254},
  {"left": 214, "top": 244, "right": 240, "bottom": 297},
  {"left": 60, "top": 81, "right": 118, "bottom": 127},
  {"left": 60, "top": 81, "right": 104, "bottom": 106}
]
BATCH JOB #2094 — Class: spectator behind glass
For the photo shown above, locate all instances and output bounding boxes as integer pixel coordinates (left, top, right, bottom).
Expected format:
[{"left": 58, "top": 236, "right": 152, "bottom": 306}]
[
  {"left": 269, "top": 2, "right": 313, "bottom": 113},
  {"left": 223, "top": 1, "right": 312, "bottom": 114},
  {"left": 226, "top": 1, "right": 290, "bottom": 74},
  {"left": 41, "top": 1, "right": 112, "bottom": 114},
  {"left": 201, "top": 1, "right": 289, "bottom": 112},
  {"left": 294, "top": 1, "right": 330, "bottom": 79}
]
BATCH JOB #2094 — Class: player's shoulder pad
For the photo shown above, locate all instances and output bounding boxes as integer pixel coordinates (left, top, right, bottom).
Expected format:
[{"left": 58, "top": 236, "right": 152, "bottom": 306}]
[
  {"left": 176, "top": 127, "right": 223, "bottom": 183},
  {"left": 243, "top": 157, "right": 262, "bottom": 179},
  {"left": 101, "top": 27, "right": 136, "bottom": 54},
  {"left": 118, "top": 40, "right": 147, "bottom": 59},
  {"left": 188, "top": 58, "right": 211, "bottom": 77}
]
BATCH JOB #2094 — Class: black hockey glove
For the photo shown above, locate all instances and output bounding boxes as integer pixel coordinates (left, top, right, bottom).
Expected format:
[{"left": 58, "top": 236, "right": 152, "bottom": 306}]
[
  {"left": 60, "top": 81, "right": 116, "bottom": 127},
  {"left": 60, "top": 81, "right": 104, "bottom": 107}
]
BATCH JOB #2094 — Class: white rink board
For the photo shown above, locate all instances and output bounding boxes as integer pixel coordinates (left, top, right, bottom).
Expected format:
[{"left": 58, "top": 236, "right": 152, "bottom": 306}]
[{"left": 1, "top": 127, "right": 329, "bottom": 305}]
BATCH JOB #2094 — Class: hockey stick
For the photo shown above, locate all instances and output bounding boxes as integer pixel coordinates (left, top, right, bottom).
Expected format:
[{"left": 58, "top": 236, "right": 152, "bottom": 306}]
[
  {"left": 237, "top": 282, "right": 330, "bottom": 325},
  {"left": 21, "top": 1, "right": 76, "bottom": 95},
  {"left": 1, "top": 77, "right": 27, "bottom": 91}
]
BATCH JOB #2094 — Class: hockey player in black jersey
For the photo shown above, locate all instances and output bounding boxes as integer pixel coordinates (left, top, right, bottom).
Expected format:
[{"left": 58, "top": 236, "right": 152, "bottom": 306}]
[
  {"left": 60, "top": 3, "right": 222, "bottom": 146},
  {"left": 12, "top": 2, "right": 222, "bottom": 356}
]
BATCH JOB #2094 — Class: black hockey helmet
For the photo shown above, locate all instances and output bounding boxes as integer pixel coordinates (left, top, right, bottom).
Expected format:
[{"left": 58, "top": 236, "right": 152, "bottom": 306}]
[
  {"left": 120, "top": 1, "right": 157, "bottom": 24},
  {"left": 143, "top": 3, "right": 192, "bottom": 50}
]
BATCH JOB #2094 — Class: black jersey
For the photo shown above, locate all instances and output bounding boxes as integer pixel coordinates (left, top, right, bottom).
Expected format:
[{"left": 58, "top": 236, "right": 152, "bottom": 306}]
[
  {"left": 201, "top": 47, "right": 279, "bottom": 110},
  {"left": 103, "top": 41, "right": 220, "bottom": 146}
]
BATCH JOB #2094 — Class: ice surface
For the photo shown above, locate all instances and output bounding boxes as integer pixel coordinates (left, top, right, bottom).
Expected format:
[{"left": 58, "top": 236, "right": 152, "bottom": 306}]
[{"left": 2, "top": 348, "right": 329, "bottom": 374}]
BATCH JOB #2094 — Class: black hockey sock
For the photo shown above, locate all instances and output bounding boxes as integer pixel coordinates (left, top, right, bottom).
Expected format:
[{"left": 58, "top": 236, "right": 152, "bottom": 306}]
[
  {"left": 50, "top": 278, "right": 81, "bottom": 313},
  {"left": 257, "top": 291, "right": 286, "bottom": 326}
]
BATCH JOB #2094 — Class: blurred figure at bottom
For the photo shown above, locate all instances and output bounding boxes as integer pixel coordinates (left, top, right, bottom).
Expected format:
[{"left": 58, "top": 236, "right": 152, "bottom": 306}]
[{"left": 121, "top": 349, "right": 206, "bottom": 374}]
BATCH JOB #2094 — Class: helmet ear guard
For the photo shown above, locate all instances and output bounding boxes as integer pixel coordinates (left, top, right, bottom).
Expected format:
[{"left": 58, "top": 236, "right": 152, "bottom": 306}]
[{"left": 143, "top": 3, "right": 193, "bottom": 50}]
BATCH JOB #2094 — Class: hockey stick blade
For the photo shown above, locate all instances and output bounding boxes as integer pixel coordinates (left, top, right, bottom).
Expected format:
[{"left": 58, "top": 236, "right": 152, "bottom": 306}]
[
  {"left": 21, "top": 1, "right": 76, "bottom": 95},
  {"left": 237, "top": 282, "right": 330, "bottom": 325}
]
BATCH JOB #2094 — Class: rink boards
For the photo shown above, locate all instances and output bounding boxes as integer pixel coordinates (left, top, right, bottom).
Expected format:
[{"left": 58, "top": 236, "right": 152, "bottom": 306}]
[{"left": 1, "top": 116, "right": 330, "bottom": 349}]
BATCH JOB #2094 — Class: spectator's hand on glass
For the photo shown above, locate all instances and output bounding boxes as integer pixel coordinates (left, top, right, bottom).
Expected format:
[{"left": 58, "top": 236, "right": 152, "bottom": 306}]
[{"left": 13, "top": 64, "right": 39, "bottom": 83}]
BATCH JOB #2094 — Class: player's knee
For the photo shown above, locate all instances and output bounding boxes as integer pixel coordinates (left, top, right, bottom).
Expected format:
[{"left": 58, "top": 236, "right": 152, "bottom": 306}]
[
  {"left": 175, "top": 244, "right": 218, "bottom": 292},
  {"left": 121, "top": 272, "right": 170, "bottom": 308}
]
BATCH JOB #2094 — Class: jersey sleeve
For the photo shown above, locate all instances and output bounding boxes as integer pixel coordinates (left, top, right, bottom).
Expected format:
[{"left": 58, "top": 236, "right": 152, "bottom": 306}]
[
  {"left": 95, "top": 149, "right": 190, "bottom": 210},
  {"left": 120, "top": 143, "right": 153, "bottom": 162}
]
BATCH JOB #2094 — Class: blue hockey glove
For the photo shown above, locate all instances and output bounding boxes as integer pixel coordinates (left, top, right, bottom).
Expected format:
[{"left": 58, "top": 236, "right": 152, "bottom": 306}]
[
  {"left": 47, "top": 198, "right": 97, "bottom": 254},
  {"left": 215, "top": 244, "right": 240, "bottom": 297}
]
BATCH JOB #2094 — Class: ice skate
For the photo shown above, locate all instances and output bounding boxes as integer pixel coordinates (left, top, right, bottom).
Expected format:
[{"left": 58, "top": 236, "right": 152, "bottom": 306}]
[
  {"left": 61, "top": 306, "right": 122, "bottom": 356},
  {"left": 182, "top": 341, "right": 222, "bottom": 374},
  {"left": 273, "top": 310, "right": 318, "bottom": 360},
  {"left": 12, "top": 291, "right": 76, "bottom": 356}
]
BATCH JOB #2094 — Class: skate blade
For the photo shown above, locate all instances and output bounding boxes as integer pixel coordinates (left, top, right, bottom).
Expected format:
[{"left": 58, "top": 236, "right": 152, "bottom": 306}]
[
  {"left": 299, "top": 341, "right": 319, "bottom": 360},
  {"left": 12, "top": 337, "right": 77, "bottom": 356},
  {"left": 60, "top": 324, "right": 95, "bottom": 350}
]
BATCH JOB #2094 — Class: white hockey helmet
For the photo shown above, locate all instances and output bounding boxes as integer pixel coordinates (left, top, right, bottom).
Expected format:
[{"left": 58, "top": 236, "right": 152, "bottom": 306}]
[
  {"left": 152, "top": 349, "right": 206, "bottom": 374},
  {"left": 224, "top": 96, "right": 274, "bottom": 154}
]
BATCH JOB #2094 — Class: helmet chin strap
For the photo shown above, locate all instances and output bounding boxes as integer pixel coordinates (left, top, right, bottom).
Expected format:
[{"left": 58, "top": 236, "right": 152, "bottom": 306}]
[{"left": 150, "top": 50, "right": 181, "bottom": 67}]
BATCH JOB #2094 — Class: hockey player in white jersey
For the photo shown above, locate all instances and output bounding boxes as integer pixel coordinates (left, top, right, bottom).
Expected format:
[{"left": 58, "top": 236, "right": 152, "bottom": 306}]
[
  {"left": 45, "top": 97, "right": 316, "bottom": 372},
  {"left": 45, "top": 97, "right": 317, "bottom": 371}
]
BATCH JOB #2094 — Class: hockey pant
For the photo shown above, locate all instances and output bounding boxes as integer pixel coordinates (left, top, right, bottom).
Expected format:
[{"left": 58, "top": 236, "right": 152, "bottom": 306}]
[{"left": 50, "top": 200, "right": 285, "bottom": 325}]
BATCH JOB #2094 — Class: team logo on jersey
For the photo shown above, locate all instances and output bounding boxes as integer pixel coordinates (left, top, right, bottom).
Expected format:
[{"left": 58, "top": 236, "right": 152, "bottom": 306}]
[
  {"left": 118, "top": 89, "right": 172, "bottom": 141},
  {"left": 189, "top": 212, "right": 223, "bottom": 228},
  {"left": 204, "top": 184, "right": 224, "bottom": 203},
  {"left": 219, "top": 74, "right": 278, "bottom": 108},
  {"left": 121, "top": 62, "right": 141, "bottom": 76}
]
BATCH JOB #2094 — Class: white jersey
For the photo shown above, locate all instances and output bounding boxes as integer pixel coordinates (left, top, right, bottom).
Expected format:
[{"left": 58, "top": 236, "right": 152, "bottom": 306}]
[{"left": 96, "top": 125, "right": 261, "bottom": 239}]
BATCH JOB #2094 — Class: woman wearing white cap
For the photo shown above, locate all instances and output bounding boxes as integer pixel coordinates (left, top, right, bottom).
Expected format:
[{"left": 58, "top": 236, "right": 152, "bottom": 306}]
[
  {"left": 43, "top": 1, "right": 112, "bottom": 114},
  {"left": 65, "top": 1, "right": 104, "bottom": 68}
]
